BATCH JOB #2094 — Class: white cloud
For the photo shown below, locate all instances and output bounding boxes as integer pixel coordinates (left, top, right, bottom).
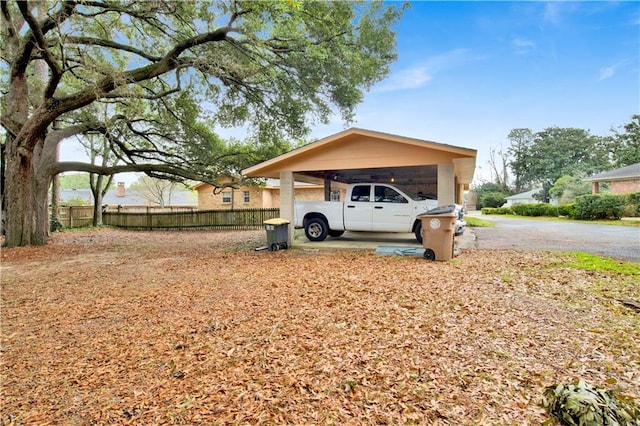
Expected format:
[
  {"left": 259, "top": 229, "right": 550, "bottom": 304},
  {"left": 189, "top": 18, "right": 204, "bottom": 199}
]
[
  {"left": 512, "top": 38, "right": 535, "bottom": 48},
  {"left": 543, "top": 3, "right": 562, "bottom": 24},
  {"left": 374, "top": 49, "right": 482, "bottom": 93},
  {"left": 375, "top": 66, "right": 432, "bottom": 93},
  {"left": 543, "top": 2, "right": 580, "bottom": 25},
  {"left": 598, "top": 59, "right": 631, "bottom": 81},
  {"left": 598, "top": 66, "right": 615, "bottom": 81},
  {"left": 511, "top": 37, "right": 536, "bottom": 54}
]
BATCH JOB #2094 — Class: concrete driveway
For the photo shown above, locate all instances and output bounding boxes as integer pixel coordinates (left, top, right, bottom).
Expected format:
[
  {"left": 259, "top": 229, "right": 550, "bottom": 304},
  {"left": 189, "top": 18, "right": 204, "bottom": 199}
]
[
  {"left": 467, "top": 214, "right": 640, "bottom": 262},
  {"left": 293, "top": 216, "right": 640, "bottom": 262}
]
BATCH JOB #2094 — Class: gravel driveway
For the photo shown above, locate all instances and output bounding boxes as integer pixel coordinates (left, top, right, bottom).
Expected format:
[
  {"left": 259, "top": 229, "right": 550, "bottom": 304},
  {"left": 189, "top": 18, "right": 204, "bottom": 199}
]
[{"left": 467, "top": 214, "right": 640, "bottom": 262}]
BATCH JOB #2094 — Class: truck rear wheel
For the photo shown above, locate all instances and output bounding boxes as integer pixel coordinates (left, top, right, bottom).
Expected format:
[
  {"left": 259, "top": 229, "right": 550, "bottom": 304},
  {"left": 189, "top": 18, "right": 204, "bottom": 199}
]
[{"left": 305, "top": 217, "right": 329, "bottom": 241}]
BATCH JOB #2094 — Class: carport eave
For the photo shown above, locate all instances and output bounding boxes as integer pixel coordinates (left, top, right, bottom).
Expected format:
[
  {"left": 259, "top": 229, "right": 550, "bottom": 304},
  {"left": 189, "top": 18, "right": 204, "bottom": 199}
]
[{"left": 242, "top": 127, "right": 477, "bottom": 179}]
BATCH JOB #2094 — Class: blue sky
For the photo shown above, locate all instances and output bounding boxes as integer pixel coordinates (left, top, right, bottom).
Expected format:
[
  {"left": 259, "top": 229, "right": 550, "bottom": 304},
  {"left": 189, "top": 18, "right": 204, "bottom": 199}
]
[
  {"left": 62, "top": 1, "right": 639, "bottom": 185},
  {"left": 310, "top": 1, "right": 640, "bottom": 182}
]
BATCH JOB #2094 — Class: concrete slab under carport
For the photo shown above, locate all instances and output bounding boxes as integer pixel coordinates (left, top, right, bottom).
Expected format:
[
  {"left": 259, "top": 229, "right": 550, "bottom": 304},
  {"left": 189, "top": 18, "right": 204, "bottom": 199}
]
[
  {"left": 294, "top": 231, "right": 421, "bottom": 250},
  {"left": 292, "top": 229, "right": 476, "bottom": 252}
]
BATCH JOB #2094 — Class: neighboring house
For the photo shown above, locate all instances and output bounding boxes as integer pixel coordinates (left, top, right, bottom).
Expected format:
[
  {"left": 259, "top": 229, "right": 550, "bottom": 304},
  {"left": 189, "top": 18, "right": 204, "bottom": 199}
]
[
  {"left": 194, "top": 178, "right": 346, "bottom": 210},
  {"left": 503, "top": 188, "right": 544, "bottom": 207},
  {"left": 583, "top": 163, "right": 640, "bottom": 195},
  {"left": 59, "top": 182, "right": 197, "bottom": 206}
]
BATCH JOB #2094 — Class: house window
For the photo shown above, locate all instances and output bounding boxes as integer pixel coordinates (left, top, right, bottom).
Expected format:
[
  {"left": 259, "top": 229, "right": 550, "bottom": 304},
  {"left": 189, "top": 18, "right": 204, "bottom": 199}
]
[
  {"left": 222, "top": 191, "right": 232, "bottom": 204},
  {"left": 330, "top": 190, "right": 341, "bottom": 201},
  {"left": 243, "top": 191, "right": 250, "bottom": 203}
]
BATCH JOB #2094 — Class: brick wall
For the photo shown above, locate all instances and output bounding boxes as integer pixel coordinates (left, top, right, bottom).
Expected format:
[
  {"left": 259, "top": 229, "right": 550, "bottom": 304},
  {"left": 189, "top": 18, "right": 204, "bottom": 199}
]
[
  {"left": 611, "top": 179, "right": 640, "bottom": 194},
  {"left": 196, "top": 184, "right": 264, "bottom": 210},
  {"left": 195, "top": 184, "right": 346, "bottom": 209}
]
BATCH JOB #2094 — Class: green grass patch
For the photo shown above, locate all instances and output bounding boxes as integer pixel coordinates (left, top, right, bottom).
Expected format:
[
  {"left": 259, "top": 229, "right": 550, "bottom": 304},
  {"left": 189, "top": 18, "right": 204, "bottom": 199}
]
[
  {"left": 465, "top": 216, "right": 494, "bottom": 228},
  {"left": 561, "top": 252, "right": 640, "bottom": 275}
]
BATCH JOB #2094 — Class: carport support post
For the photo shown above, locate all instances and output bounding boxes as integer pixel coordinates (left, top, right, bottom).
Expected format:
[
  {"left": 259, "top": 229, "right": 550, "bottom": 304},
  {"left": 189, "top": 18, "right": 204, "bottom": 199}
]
[
  {"left": 324, "top": 179, "right": 332, "bottom": 201},
  {"left": 279, "top": 171, "right": 295, "bottom": 246},
  {"left": 437, "top": 163, "right": 455, "bottom": 206}
]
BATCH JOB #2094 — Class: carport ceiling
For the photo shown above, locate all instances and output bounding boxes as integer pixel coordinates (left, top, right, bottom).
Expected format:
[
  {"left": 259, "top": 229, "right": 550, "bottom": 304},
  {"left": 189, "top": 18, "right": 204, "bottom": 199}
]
[{"left": 300, "top": 165, "right": 437, "bottom": 186}]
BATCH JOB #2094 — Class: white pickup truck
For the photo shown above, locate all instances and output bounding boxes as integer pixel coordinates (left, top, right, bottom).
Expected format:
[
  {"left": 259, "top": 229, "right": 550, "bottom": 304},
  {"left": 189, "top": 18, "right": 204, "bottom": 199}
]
[{"left": 294, "top": 183, "right": 464, "bottom": 243}]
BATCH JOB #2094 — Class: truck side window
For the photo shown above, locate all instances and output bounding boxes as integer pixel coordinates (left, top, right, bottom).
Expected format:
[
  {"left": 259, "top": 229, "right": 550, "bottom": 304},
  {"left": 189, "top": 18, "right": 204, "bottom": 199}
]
[
  {"left": 351, "top": 185, "right": 370, "bottom": 202},
  {"left": 375, "top": 186, "right": 408, "bottom": 203}
]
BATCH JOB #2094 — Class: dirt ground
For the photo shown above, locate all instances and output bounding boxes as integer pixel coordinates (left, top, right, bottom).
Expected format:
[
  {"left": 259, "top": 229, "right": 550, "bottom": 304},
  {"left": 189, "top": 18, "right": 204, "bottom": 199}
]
[{"left": 1, "top": 228, "right": 639, "bottom": 425}]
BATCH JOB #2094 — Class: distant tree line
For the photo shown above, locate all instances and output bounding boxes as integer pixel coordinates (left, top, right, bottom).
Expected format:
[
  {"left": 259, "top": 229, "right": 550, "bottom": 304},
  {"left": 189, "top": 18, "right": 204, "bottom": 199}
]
[{"left": 472, "top": 115, "right": 639, "bottom": 209}]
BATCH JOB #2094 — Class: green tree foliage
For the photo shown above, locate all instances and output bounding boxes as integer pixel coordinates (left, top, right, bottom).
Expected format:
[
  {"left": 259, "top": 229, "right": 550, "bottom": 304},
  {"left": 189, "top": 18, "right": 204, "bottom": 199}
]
[
  {"left": 508, "top": 127, "right": 610, "bottom": 197},
  {"left": 480, "top": 191, "right": 507, "bottom": 208},
  {"left": 549, "top": 175, "right": 592, "bottom": 204},
  {"left": 1, "top": 0, "right": 404, "bottom": 246},
  {"left": 506, "top": 128, "right": 534, "bottom": 193},
  {"left": 59, "top": 173, "right": 91, "bottom": 190},
  {"left": 609, "top": 115, "right": 640, "bottom": 167},
  {"left": 62, "top": 196, "right": 91, "bottom": 207},
  {"left": 471, "top": 182, "right": 505, "bottom": 209}
]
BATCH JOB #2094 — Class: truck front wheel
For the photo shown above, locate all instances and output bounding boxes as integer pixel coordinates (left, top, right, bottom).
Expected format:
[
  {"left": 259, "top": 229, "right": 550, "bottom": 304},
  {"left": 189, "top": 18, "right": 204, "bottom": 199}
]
[
  {"left": 305, "top": 217, "right": 329, "bottom": 242},
  {"left": 414, "top": 221, "right": 423, "bottom": 244}
]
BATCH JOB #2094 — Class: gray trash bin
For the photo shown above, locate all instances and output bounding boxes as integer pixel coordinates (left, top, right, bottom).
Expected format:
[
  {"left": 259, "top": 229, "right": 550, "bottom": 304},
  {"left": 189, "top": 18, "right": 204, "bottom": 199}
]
[{"left": 264, "top": 218, "right": 290, "bottom": 251}]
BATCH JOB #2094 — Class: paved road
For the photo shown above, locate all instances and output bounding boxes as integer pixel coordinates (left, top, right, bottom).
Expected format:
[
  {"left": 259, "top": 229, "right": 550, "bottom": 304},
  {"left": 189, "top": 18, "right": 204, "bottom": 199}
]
[{"left": 468, "top": 215, "right": 640, "bottom": 262}]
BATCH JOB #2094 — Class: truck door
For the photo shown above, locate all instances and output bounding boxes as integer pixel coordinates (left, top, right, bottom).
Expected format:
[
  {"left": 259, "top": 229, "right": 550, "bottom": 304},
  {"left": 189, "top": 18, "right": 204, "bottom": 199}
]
[
  {"left": 372, "top": 185, "right": 411, "bottom": 232},
  {"left": 343, "top": 184, "right": 373, "bottom": 231}
]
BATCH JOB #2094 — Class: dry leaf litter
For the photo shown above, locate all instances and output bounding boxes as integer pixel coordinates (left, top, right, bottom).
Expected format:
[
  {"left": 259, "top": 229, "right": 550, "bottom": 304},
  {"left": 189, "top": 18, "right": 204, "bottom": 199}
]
[{"left": 1, "top": 228, "right": 638, "bottom": 425}]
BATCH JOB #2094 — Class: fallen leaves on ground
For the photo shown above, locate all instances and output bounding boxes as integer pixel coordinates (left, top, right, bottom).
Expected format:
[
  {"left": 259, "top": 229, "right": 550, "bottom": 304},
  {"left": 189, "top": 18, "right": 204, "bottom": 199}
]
[{"left": 1, "top": 228, "right": 638, "bottom": 425}]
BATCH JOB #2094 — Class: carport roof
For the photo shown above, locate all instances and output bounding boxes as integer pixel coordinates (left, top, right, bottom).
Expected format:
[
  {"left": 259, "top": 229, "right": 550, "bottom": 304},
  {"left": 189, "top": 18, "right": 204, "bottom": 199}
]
[{"left": 242, "top": 128, "right": 477, "bottom": 186}]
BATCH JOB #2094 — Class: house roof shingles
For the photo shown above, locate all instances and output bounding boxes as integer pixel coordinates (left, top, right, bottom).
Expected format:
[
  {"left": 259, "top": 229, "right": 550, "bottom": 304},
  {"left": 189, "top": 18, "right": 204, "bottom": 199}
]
[{"left": 584, "top": 163, "right": 640, "bottom": 182}]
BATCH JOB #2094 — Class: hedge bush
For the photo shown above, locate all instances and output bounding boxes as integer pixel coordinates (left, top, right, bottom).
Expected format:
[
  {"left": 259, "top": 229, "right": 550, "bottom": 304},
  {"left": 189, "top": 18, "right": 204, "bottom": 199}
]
[
  {"left": 558, "top": 203, "right": 578, "bottom": 219},
  {"left": 624, "top": 192, "right": 640, "bottom": 217},
  {"left": 574, "top": 194, "right": 625, "bottom": 220},
  {"left": 481, "top": 207, "right": 512, "bottom": 215},
  {"left": 480, "top": 191, "right": 507, "bottom": 208},
  {"left": 511, "top": 203, "right": 559, "bottom": 217}
]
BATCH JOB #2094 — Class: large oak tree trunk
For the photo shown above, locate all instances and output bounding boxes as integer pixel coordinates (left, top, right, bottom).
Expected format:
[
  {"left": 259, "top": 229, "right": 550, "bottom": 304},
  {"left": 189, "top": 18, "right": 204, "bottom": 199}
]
[
  {"left": 4, "top": 115, "right": 56, "bottom": 247},
  {"left": 4, "top": 140, "right": 39, "bottom": 246},
  {"left": 4, "top": 132, "right": 53, "bottom": 247}
]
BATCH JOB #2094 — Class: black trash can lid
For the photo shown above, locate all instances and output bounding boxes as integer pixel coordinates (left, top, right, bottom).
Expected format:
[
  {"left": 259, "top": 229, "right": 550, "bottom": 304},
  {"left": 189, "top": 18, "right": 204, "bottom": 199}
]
[
  {"left": 264, "top": 218, "right": 290, "bottom": 225},
  {"left": 423, "top": 205, "right": 457, "bottom": 215}
]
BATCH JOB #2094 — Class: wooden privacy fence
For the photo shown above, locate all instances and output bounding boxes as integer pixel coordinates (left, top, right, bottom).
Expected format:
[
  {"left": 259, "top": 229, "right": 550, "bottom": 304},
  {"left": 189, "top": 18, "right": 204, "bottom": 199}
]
[
  {"left": 55, "top": 206, "right": 94, "bottom": 228},
  {"left": 102, "top": 208, "right": 281, "bottom": 230},
  {"left": 103, "top": 205, "right": 199, "bottom": 213}
]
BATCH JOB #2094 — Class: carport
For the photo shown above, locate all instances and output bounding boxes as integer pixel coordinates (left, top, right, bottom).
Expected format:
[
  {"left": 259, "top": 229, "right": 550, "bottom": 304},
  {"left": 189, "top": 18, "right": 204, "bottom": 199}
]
[{"left": 242, "top": 128, "right": 477, "bottom": 245}]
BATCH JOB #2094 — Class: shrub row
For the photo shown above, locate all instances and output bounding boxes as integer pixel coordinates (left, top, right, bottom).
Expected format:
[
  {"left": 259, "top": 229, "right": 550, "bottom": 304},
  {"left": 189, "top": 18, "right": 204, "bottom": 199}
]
[
  {"left": 481, "top": 207, "right": 512, "bottom": 215},
  {"left": 511, "top": 203, "right": 559, "bottom": 217},
  {"left": 480, "top": 192, "right": 639, "bottom": 220}
]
